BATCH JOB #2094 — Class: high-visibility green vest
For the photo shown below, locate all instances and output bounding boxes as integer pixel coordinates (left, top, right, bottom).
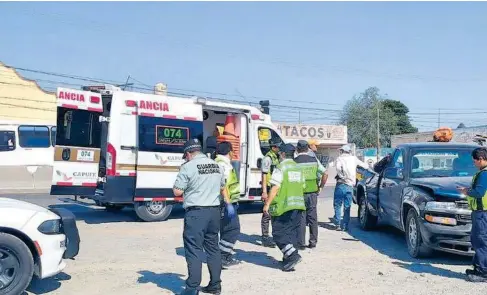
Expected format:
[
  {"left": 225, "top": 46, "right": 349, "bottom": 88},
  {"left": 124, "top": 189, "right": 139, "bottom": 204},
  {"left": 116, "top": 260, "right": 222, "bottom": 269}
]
[
  {"left": 294, "top": 156, "right": 320, "bottom": 193},
  {"left": 265, "top": 151, "right": 280, "bottom": 186},
  {"left": 467, "top": 168, "right": 487, "bottom": 211},
  {"left": 269, "top": 159, "right": 306, "bottom": 217},
  {"left": 215, "top": 156, "right": 240, "bottom": 203}
]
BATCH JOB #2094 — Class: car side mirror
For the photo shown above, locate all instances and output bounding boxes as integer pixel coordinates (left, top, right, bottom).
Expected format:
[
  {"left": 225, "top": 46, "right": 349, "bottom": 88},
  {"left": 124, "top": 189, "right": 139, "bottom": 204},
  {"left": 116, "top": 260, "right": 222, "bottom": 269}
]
[
  {"left": 384, "top": 167, "right": 403, "bottom": 180},
  {"left": 257, "top": 158, "right": 262, "bottom": 169}
]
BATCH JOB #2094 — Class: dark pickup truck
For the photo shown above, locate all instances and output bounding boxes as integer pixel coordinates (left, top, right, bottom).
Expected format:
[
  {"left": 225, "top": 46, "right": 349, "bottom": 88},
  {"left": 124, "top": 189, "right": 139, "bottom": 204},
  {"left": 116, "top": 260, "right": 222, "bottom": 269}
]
[{"left": 354, "top": 142, "right": 479, "bottom": 258}]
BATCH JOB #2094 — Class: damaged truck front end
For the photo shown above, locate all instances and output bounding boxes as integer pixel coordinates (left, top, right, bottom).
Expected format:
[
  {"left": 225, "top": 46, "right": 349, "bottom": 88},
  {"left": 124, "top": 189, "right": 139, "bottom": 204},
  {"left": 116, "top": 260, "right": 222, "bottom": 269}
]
[{"left": 409, "top": 177, "right": 474, "bottom": 256}]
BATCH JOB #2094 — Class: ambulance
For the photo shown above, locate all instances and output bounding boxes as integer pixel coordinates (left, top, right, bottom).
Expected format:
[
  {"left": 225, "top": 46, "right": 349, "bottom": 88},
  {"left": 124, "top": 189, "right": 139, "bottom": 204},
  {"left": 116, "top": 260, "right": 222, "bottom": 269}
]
[{"left": 50, "top": 85, "right": 285, "bottom": 221}]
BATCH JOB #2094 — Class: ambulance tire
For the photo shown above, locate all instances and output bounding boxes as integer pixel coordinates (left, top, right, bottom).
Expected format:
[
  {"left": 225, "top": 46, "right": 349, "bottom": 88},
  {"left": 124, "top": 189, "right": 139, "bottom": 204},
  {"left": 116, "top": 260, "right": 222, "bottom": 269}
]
[{"left": 134, "top": 201, "right": 173, "bottom": 222}]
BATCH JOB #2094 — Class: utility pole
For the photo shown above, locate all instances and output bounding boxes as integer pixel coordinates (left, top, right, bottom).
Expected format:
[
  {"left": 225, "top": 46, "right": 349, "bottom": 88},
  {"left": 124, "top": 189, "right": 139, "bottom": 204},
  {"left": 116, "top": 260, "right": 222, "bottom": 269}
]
[
  {"left": 437, "top": 108, "right": 441, "bottom": 128},
  {"left": 377, "top": 100, "right": 380, "bottom": 162},
  {"left": 298, "top": 111, "right": 301, "bottom": 124}
]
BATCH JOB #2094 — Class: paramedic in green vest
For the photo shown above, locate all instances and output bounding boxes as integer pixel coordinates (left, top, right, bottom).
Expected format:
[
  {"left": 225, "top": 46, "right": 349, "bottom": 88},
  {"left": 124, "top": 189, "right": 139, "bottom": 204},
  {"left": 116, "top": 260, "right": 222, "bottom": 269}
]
[
  {"left": 295, "top": 140, "right": 328, "bottom": 249},
  {"left": 215, "top": 141, "right": 242, "bottom": 268},
  {"left": 458, "top": 147, "right": 487, "bottom": 282},
  {"left": 263, "top": 143, "right": 306, "bottom": 272},
  {"left": 260, "top": 138, "right": 281, "bottom": 248}
]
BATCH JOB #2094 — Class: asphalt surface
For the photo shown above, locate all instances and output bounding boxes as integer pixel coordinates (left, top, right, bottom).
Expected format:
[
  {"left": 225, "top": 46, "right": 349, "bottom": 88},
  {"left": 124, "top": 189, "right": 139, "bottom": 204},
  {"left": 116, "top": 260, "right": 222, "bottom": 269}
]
[{"left": 3, "top": 187, "right": 486, "bottom": 295}]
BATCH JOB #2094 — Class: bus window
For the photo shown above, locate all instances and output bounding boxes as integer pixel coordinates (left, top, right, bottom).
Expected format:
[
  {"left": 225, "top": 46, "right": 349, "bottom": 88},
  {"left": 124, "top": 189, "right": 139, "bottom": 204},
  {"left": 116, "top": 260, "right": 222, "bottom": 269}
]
[
  {"left": 55, "top": 108, "right": 101, "bottom": 148},
  {"left": 18, "top": 125, "right": 50, "bottom": 148},
  {"left": 0, "top": 131, "right": 16, "bottom": 152}
]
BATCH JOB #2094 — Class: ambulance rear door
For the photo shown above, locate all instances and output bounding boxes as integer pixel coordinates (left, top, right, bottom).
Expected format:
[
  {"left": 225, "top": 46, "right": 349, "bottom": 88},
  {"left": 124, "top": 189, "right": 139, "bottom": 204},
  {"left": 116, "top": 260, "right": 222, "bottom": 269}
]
[
  {"left": 50, "top": 87, "right": 104, "bottom": 196},
  {"left": 131, "top": 94, "right": 204, "bottom": 202}
]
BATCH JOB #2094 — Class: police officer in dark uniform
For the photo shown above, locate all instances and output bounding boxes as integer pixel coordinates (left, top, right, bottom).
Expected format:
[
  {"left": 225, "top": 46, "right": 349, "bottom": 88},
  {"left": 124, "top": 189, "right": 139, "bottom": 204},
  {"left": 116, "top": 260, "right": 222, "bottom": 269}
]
[
  {"left": 295, "top": 140, "right": 328, "bottom": 249},
  {"left": 458, "top": 147, "right": 487, "bottom": 282},
  {"left": 173, "top": 138, "right": 235, "bottom": 295}
]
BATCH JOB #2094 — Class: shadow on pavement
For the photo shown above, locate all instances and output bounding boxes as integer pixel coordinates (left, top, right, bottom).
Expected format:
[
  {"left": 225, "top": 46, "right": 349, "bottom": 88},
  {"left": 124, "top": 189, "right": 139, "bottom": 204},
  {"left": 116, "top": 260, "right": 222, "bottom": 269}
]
[
  {"left": 175, "top": 245, "right": 281, "bottom": 270},
  {"left": 47, "top": 197, "right": 267, "bottom": 224},
  {"left": 234, "top": 249, "right": 281, "bottom": 270},
  {"left": 25, "top": 272, "right": 71, "bottom": 295},
  {"left": 238, "top": 233, "right": 263, "bottom": 246},
  {"left": 137, "top": 271, "right": 185, "bottom": 294},
  {"left": 341, "top": 217, "right": 471, "bottom": 280},
  {"left": 48, "top": 203, "right": 138, "bottom": 224}
]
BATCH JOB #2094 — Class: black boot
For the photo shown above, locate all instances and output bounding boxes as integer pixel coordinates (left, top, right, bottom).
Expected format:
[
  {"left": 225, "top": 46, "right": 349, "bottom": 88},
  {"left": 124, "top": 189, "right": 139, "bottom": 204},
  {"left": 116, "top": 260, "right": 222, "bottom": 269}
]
[
  {"left": 282, "top": 253, "right": 302, "bottom": 272},
  {"left": 466, "top": 268, "right": 487, "bottom": 283},
  {"left": 199, "top": 283, "right": 222, "bottom": 294},
  {"left": 222, "top": 253, "right": 241, "bottom": 268},
  {"left": 262, "top": 236, "right": 276, "bottom": 248}
]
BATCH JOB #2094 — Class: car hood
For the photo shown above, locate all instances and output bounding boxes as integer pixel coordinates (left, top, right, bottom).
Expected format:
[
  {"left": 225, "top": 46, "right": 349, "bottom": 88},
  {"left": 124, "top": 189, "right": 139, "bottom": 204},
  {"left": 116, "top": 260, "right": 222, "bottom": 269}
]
[
  {"left": 409, "top": 177, "right": 472, "bottom": 199},
  {"left": 0, "top": 197, "right": 50, "bottom": 213}
]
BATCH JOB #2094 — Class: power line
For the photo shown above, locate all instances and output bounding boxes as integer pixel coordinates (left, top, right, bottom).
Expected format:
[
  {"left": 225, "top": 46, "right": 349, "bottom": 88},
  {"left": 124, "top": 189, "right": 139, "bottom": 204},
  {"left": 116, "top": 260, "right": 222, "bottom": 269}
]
[{"left": 9, "top": 9, "right": 486, "bottom": 83}]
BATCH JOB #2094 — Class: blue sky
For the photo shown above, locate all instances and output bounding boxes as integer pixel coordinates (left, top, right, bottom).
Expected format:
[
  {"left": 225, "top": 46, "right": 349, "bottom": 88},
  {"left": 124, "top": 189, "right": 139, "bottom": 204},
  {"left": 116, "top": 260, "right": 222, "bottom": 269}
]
[{"left": 0, "top": 1, "right": 486, "bottom": 131}]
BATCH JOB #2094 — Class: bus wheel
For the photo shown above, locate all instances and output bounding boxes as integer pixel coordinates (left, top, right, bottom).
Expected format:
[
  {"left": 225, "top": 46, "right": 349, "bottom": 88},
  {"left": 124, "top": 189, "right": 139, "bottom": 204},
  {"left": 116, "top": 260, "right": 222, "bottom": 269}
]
[{"left": 134, "top": 201, "right": 173, "bottom": 222}]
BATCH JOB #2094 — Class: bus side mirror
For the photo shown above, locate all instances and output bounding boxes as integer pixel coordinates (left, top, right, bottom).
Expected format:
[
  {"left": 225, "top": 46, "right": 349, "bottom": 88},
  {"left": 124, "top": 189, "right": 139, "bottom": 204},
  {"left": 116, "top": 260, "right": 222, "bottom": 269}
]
[{"left": 257, "top": 158, "right": 262, "bottom": 169}]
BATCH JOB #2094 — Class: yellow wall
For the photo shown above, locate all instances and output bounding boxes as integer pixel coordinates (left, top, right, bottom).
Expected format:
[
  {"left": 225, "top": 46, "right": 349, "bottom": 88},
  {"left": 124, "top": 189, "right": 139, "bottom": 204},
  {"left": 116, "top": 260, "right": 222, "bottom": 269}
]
[{"left": 0, "top": 62, "right": 56, "bottom": 124}]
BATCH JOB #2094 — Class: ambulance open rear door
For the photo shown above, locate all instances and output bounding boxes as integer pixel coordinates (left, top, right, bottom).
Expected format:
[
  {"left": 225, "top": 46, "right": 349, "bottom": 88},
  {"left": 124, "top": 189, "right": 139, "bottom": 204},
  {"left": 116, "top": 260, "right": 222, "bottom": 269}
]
[{"left": 50, "top": 87, "right": 104, "bottom": 196}]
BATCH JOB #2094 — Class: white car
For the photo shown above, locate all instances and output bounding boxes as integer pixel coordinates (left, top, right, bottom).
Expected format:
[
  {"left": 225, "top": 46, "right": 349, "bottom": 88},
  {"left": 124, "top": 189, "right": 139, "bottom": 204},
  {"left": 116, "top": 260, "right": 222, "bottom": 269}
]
[{"left": 0, "top": 198, "right": 80, "bottom": 295}]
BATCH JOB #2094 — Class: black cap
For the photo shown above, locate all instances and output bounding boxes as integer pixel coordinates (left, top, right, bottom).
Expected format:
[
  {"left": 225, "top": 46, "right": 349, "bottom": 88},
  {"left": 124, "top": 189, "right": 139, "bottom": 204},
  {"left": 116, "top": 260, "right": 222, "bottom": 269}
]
[
  {"left": 182, "top": 138, "right": 202, "bottom": 159},
  {"left": 280, "top": 143, "right": 296, "bottom": 154},
  {"left": 216, "top": 141, "right": 233, "bottom": 155},
  {"left": 297, "top": 140, "right": 309, "bottom": 149},
  {"left": 269, "top": 138, "right": 281, "bottom": 148}
]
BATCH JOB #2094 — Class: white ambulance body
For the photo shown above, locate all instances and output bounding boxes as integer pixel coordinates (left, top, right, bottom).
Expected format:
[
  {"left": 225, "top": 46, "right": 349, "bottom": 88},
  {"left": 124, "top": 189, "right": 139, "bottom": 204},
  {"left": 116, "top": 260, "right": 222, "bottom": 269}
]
[{"left": 50, "top": 86, "right": 286, "bottom": 221}]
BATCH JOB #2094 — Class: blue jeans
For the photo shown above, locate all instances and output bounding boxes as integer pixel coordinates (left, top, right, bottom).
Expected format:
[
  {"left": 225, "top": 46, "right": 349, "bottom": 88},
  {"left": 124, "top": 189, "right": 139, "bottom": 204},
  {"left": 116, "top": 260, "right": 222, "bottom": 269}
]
[{"left": 333, "top": 183, "right": 353, "bottom": 229}]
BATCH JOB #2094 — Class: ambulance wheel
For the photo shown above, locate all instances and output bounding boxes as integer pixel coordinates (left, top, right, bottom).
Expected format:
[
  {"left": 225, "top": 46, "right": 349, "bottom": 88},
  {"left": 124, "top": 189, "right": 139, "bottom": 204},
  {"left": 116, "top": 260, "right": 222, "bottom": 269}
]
[{"left": 134, "top": 201, "right": 173, "bottom": 222}]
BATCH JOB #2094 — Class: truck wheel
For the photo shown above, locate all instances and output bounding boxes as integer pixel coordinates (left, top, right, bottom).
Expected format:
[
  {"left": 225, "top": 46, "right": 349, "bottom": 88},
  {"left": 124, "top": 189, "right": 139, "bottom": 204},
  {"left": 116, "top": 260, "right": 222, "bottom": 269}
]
[
  {"left": 134, "top": 201, "right": 173, "bottom": 222},
  {"left": 358, "top": 197, "right": 378, "bottom": 230},
  {"left": 406, "top": 209, "right": 432, "bottom": 258},
  {"left": 0, "top": 233, "right": 34, "bottom": 295}
]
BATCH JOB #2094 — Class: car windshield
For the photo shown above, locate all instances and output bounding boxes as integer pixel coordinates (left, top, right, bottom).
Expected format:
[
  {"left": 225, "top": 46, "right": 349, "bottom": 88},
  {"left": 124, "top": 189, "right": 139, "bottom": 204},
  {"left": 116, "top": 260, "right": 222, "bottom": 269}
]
[{"left": 410, "top": 148, "right": 477, "bottom": 178}]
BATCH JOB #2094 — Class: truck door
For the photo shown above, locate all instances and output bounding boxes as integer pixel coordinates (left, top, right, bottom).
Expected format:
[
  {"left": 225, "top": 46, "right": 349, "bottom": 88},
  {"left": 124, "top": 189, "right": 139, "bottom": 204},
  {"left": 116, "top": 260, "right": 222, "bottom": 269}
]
[
  {"left": 50, "top": 88, "right": 104, "bottom": 196},
  {"left": 379, "top": 148, "right": 405, "bottom": 228}
]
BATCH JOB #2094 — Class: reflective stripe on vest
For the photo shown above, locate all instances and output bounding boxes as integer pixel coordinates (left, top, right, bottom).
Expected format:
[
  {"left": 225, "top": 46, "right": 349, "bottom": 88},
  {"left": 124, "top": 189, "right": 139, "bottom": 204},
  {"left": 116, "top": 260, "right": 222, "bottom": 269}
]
[
  {"left": 467, "top": 168, "right": 487, "bottom": 211},
  {"left": 265, "top": 151, "right": 280, "bottom": 186},
  {"left": 215, "top": 157, "right": 240, "bottom": 203},
  {"left": 269, "top": 159, "right": 306, "bottom": 217}
]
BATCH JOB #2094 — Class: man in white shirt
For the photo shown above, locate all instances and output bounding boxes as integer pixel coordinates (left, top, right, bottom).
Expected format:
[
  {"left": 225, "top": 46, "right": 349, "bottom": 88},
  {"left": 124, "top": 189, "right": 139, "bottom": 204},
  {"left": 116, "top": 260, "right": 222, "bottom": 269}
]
[{"left": 333, "top": 144, "right": 370, "bottom": 231}]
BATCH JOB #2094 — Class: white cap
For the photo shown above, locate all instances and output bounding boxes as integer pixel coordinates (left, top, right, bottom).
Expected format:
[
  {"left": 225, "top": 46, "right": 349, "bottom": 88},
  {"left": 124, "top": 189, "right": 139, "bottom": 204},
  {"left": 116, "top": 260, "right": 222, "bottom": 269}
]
[{"left": 339, "top": 144, "right": 351, "bottom": 153}]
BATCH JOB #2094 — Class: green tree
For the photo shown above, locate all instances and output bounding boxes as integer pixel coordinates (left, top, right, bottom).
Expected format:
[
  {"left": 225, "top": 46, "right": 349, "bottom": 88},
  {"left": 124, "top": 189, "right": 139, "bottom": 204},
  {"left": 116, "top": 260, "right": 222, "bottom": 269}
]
[
  {"left": 382, "top": 99, "right": 418, "bottom": 134},
  {"left": 340, "top": 87, "right": 416, "bottom": 148}
]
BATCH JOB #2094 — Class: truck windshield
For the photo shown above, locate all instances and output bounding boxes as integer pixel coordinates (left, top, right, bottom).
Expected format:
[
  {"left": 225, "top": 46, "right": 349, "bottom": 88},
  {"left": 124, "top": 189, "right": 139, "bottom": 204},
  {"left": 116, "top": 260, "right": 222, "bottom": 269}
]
[{"left": 410, "top": 148, "right": 477, "bottom": 178}]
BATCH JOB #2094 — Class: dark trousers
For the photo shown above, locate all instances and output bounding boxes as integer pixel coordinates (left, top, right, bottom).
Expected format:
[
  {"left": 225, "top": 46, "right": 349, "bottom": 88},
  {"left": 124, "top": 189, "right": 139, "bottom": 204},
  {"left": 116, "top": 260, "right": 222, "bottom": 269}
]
[
  {"left": 472, "top": 211, "right": 487, "bottom": 274},
  {"left": 262, "top": 186, "right": 272, "bottom": 237},
  {"left": 220, "top": 203, "right": 241, "bottom": 255},
  {"left": 183, "top": 206, "right": 221, "bottom": 290},
  {"left": 298, "top": 192, "right": 318, "bottom": 247},
  {"left": 271, "top": 210, "right": 302, "bottom": 261}
]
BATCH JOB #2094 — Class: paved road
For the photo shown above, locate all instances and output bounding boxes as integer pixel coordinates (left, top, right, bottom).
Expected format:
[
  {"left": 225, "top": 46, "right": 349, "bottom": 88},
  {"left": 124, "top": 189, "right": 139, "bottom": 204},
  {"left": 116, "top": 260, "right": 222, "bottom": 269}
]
[
  {"left": 2, "top": 187, "right": 480, "bottom": 295},
  {"left": 0, "top": 187, "right": 336, "bottom": 222}
]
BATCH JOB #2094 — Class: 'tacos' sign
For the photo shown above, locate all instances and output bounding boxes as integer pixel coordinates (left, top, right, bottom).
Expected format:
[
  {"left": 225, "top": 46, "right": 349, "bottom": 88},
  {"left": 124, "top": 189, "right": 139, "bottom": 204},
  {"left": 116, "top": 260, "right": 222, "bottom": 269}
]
[{"left": 274, "top": 123, "right": 347, "bottom": 144}]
